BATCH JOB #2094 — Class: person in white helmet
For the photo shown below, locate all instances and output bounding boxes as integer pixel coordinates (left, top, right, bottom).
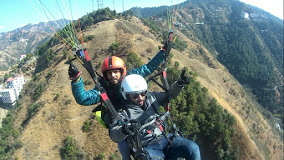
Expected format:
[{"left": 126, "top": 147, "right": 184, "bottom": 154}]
[{"left": 109, "top": 74, "right": 201, "bottom": 160}]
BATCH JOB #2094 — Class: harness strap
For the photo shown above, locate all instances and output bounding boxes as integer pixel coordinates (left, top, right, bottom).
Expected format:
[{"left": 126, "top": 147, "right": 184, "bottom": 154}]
[
  {"left": 101, "top": 92, "right": 122, "bottom": 123},
  {"left": 162, "top": 71, "right": 169, "bottom": 91}
]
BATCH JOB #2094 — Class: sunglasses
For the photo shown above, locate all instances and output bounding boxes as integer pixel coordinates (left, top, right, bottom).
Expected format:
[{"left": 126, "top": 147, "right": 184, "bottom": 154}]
[{"left": 131, "top": 91, "right": 147, "bottom": 99}]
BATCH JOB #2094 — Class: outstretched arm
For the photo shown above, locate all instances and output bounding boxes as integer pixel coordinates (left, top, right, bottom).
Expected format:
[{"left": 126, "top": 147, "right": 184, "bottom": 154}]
[{"left": 128, "top": 50, "right": 165, "bottom": 77}]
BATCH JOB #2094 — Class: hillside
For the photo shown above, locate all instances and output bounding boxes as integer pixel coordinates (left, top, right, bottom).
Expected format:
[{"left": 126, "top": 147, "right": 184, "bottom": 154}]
[
  {"left": 8, "top": 15, "right": 282, "bottom": 160},
  {"left": 132, "top": 0, "right": 284, "bottom": 122}
]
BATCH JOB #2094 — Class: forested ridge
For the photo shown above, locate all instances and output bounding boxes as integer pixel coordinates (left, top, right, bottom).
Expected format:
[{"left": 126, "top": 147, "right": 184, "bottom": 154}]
[
  {"left": 131, "top": 0, "right": 283, "bottom": 127},
  {"left": 167, "top": 63, "right": 238, "bottom": 159}
]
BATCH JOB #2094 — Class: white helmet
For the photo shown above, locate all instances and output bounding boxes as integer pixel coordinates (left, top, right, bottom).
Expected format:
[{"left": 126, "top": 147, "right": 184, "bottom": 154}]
[{"left": 121, "top": 74, "right": 148, "bottom": 100}]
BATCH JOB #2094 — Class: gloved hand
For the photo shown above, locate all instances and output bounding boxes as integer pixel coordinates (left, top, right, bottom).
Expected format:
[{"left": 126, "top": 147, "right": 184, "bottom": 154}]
[
  {"left": 121, "top": 119, "right": 141, "bottom": 136},
  {"left": 68, "top": 63, "right": 82, "bottom": 81},
  {"left": 177, "top": 69, "right": 190, "bottom": 86}
]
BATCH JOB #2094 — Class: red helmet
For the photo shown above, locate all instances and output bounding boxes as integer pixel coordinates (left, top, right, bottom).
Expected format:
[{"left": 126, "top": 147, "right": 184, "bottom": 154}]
[{"left": 101, "top": 56, "right": 127, "bottom": 80}]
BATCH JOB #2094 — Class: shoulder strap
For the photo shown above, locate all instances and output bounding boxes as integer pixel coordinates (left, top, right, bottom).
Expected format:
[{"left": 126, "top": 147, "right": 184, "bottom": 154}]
[{"left": 73, "top": 46, "right": 122, "bottom": 123}]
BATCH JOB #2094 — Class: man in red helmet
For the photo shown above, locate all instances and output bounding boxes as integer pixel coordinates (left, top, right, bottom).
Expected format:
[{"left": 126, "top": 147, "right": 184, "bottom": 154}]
[
  {"left": 69, "top": 51, "right": 165, "bottom": 109},
  {"left": 101, "top": 56, "right": 127, "bottom": 85}
]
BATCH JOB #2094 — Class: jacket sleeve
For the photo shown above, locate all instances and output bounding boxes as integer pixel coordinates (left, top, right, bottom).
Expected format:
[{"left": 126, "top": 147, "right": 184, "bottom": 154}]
[
  {"left": 71, "top": 77, "right": 101, "bottom": 105},
  {"left": 128, "top": 50, "right": 165, "bottom": 77}
]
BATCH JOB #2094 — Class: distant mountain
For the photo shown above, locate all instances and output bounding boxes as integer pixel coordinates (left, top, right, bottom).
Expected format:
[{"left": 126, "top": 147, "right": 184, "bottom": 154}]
[
  {"left": 130, "top": 6, "right": 168, "bottom": 18},
  {"left": 0, "top": 19, "right": 71, "bottom": 71}
]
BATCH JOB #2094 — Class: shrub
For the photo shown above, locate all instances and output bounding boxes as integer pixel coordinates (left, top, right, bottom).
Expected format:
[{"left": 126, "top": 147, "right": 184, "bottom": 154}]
[
  {"left": 44, "top": 49, "right": 55, "bottom": 66},
  {"left": 22, "top": 102, "right": 45, "bottom": 126},
  {"left": 109, "top": 152, "right": 121, "bottom": 160},
  {"left": 63, "top": 50, "right": 68, "bottom": 59},
  {"left": 33, "top": 73, "right": 40, "bottom": 81},
  {"left": 60, "top": 136, "right": 85, "bottom": 160},
  {"left": 12, "top": 140, "right": 23, "bottom": 149},
  {"left": 54, "top": 93, "right": 60, "bottom": 101},
  {"left": 83, "top": 35, "right": 94, "bottom": 42},
  {"left": 65, "top": 99, "right": 72, "bottom": 105},
  {"left": 82, "top": 120, "right": 91, "bottom": 132},
  {"left": 32, "top": 82, "right": 46, "bottom": 101},
  {"left": 46, "top": 70, "right": 55, "bottom": 79},
  {"left": 146, "top": 47, "right": 153, "bottom": 53},
  {"left": 12, "top": 129, "right": 20, "bottom": 138},
  {"left": 111, "top": 41, "right": 119, "bottom": 55},
  {"left": 173, "top": 38, "right": 188, "bottom": 51},
  {"left": 126, "top": 52, "right": 143, "bottom": 70},
  {"left": 27, "top": 103, "right": 41, "bottom": 119},
  {"left": 95, "top": 153, "right": 105, "bottom": 160}
]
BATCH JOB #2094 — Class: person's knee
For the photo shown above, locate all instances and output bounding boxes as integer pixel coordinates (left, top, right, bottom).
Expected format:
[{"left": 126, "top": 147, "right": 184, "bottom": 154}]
[
  {"left": 187, "top": 141, "right": 201, "bottom": 160},
  {"left": 190, "top": 141, "right": 200, "bottom": 152},
  {"left": 178, "top": 139, "right": 199, "bottom": 155},
  {"left": 177, "top": 137, "right": 199, "bottom": 152}
]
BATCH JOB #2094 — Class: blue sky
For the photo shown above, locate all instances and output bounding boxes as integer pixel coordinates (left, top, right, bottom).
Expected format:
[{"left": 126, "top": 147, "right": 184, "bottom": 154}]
[{"left": 0, "top": 0, "right": 283, "bottom": 33}]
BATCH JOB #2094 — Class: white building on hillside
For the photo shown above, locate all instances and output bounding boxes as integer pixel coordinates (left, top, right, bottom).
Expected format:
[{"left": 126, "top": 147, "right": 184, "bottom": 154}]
[
  {"left": 6, "top": 77, "right": 15, "bottom": 87},
  {"left": 6, "top": 75, "right": 25, "bottom": 98},
  {"left": 0, "top": 88, "right": 17, "bottom": 106},
  {"left": 0, "top": 75, "right": 25, "bottom": 108},
  {"left": 241, "top": 12, "right": 250, "bottom": 20},
  {"left": 19, "top": 54, "right": 26, "bottom": 62}
]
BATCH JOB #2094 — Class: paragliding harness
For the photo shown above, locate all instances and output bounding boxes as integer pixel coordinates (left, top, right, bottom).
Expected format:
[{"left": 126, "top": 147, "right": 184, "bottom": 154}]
[
  {"left": 70, "top": 44, "right": 123, "bottom": 125},
  {"left": 127, "top": 110, "right": 183, "bottom": 160},
  {"left": 128, "top": 30, "right": 184, "bottom": 160}
]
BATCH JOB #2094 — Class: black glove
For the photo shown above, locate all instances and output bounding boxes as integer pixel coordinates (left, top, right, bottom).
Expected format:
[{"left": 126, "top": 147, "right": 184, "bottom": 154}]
[
  {"left": 177, "top": 69, "right": 190, "bottom": 86},
  {"left": 121, "top": 119, "right": 141, "bottom": 135},
  {"left": 68, "top": 63, "right": 82, "bottom": 81}
]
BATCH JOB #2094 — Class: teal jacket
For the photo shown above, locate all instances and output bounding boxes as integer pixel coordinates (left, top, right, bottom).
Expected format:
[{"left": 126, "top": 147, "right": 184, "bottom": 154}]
[{"left": 71, "top": 50, "right": 165, "bottom": 107}]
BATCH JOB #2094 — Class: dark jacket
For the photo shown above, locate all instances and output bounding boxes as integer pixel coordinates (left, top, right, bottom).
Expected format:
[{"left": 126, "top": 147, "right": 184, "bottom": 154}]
[{"left": 109, "top": 81, "right": 183, "bottom": 146}]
